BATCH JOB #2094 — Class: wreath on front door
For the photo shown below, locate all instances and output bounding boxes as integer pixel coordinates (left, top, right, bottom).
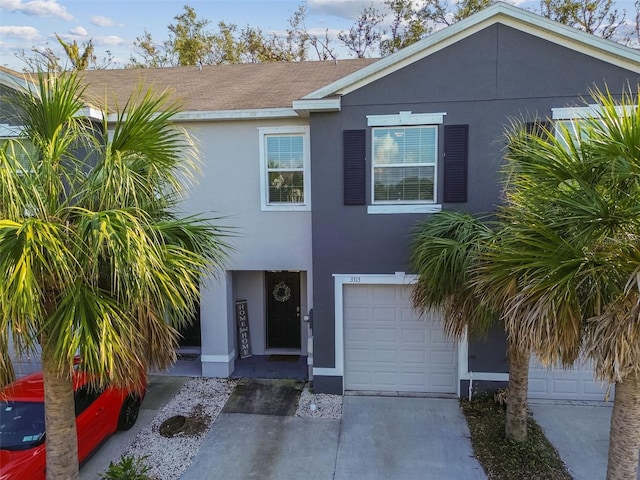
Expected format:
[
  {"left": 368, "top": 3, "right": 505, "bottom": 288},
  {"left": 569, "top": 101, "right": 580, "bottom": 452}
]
[{"left": 272, "top": 281, "right": 292, "bottom": 302}]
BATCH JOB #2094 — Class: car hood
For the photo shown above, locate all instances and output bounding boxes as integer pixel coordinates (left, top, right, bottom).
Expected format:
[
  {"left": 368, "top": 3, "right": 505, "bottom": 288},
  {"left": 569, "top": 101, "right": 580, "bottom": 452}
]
[{"left": 0, "top": 446, "right": 44, "bottom": 479}]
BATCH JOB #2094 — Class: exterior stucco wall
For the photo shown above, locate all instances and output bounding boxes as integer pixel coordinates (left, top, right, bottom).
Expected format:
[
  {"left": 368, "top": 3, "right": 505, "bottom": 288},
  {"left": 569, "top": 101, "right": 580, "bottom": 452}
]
[
  {"left": 179, "top": 118, "right": 312, "bottom": 272},
  {"left": 178, "top": 118, "right": 313, "bottom": 372},
  {"left": 310, "top": 24, "right": 639, "bottom": 392}
]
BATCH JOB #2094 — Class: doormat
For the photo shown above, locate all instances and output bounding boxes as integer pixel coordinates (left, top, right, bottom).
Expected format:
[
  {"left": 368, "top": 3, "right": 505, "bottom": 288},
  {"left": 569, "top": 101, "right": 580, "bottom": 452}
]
[
  {"left": 222, "top": 378, "right": 304, "bottom": 416},
  {"left": 177, "top": 353, "right": 199, "bottom": 361},
  {"left": 268, "top": 355, "right": 300, "bottom": 362}
]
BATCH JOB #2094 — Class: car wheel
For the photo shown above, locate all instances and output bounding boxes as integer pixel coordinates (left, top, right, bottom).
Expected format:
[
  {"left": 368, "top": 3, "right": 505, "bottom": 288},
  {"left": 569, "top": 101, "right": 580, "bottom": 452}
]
[{"left": 117, "top": 394, "right": 141, "bottom": 431}]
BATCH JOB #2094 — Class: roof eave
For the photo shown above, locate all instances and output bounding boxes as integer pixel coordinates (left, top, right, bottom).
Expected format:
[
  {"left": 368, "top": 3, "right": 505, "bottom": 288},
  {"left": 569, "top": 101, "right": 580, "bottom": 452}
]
[
  {"left": 292, "top": 97, "right": 342, "bottom": 116},
  {"left": 105, "top": 107, "right": 301, "bottom": 123}
]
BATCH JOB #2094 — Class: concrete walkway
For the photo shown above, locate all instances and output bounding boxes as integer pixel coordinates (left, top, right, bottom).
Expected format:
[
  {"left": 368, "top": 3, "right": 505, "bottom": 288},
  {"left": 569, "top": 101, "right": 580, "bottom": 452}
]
[
  {"left": 182, "top": 396, "right": 486, "bottom": 480},
  {"left": 530, "top": 402, "right": 640, "bottom": 480}
]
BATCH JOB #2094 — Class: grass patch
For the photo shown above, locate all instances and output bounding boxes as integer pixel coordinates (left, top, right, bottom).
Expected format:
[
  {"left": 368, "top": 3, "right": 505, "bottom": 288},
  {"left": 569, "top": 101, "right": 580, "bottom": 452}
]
[{"left": 460, "top": 395, "right": 572, "bottom": 480}]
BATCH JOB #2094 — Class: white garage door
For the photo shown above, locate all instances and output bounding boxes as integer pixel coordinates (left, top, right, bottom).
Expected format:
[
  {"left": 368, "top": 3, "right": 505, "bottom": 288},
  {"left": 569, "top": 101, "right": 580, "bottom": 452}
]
[
  {"left": 343, "top": 284, "right": 457, "bottom": 394},
  {"left": 528, "top": 357, "right": 612, "bottom": 401}
]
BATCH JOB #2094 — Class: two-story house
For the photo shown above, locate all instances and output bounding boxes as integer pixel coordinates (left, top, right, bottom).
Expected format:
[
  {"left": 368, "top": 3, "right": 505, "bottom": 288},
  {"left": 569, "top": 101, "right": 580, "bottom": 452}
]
[{"left": 2, "top": 3, "right": 638, "bottom": 400}]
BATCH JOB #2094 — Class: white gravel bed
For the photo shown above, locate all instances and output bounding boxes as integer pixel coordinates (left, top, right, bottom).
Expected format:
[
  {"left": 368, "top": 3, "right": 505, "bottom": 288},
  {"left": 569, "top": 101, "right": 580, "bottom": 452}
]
[
  {"left": 295, "top": 383, "right": 343, "bottom": 419},
  {"left": 120, "top": 378, "right": 342, "bottom": 480},
  {"left": 124, "top": 377, "right": 237, "bottom": 480}
]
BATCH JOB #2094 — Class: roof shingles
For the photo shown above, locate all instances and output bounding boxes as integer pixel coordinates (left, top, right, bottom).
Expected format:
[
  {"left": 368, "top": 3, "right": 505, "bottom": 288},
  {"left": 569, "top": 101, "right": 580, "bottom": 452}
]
[{"left": 78, "top": 59, "right": 377, "bottom": 112}]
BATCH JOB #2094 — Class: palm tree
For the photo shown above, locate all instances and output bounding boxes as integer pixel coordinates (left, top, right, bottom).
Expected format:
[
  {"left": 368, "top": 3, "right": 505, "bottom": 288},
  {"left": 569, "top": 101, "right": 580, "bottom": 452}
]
[
  {"left": 484, "top": 87, "right": 640, "bottom": 480},
  {"left": 410, "top": 210, "right": 531, "bottom": 442},
  {"left": 0, "top": 70, "right": 229, "bottom": 480}
]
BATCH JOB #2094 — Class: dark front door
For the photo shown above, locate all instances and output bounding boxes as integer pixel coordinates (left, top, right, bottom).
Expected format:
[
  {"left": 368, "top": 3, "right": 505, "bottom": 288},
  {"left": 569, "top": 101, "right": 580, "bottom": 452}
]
[
  {"left": 266, "top": 271, "right": 301, "bottom": 349},
  {"left": 178, "top": 303, "right": 201, "bottom": 347}
]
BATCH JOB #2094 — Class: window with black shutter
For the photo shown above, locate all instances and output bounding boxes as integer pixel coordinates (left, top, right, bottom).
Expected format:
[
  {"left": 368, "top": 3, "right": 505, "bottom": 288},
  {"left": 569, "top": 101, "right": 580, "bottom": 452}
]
[
  {"left": 443, "top": 124, "right": 468, "bottom": 203},
  {"left": 343, "top": 129, "right": 366, "bottom": 205}
]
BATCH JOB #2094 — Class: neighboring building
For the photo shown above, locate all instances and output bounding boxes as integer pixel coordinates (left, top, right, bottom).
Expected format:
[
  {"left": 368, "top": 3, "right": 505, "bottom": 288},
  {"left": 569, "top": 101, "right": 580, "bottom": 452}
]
[
  {"left": 77, "top": 59, "right": 376, "bottom": 378},
  {"left": 2, "top": 3, "right": 639, "bottom": 400},
  {"left": 294, "top": 3, "right": 640, "bottom": 398}
]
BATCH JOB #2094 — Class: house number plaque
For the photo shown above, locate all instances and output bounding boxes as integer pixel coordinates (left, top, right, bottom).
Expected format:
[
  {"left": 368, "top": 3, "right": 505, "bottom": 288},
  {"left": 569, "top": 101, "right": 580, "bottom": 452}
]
[{"left": 235, "top": 300, "right": 252, "bottom": 358}]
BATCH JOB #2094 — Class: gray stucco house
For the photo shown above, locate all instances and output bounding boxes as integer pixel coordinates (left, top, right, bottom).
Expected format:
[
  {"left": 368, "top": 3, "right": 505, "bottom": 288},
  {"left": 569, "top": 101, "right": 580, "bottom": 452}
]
[
  {"left": 294, "top": 3, "right": 640, "bottom": 397},
  {"left": 2, "top": 3, "right": 638, "bottom": 399}
]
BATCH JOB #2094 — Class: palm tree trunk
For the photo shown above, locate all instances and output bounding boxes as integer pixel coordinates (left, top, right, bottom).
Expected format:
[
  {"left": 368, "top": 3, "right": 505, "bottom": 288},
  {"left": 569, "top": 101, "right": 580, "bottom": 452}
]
[
  {"left": 505, "top": 344, "right": 529, "bottom": 442},
  {"left": 42, "top": 345, "right": 80, "bottom": 480},
  {"left": 606, "top": 373, "right": 640, "bottom": 480}
]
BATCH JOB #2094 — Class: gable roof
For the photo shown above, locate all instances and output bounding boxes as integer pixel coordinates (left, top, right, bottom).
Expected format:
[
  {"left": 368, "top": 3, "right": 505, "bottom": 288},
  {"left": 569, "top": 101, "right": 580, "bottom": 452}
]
[
  {"left": 77, "top": 59, "right": 377, "bottom": 119},
  {"left": 295, "top": 2, "right": 640, "bottom": 108}
]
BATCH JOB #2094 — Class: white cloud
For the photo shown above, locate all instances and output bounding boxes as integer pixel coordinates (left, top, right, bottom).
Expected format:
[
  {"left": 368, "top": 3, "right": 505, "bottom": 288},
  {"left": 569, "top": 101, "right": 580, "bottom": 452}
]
[
  {"left": 69, "top": 25, "right": 87, "bottom": 36},
  {"left": 0, "top": 25, "right": 40, "bottom": 41},
  {"left": 0, "top": 0, "right": 73, "bottom": 20},
  {"left": 307, "top": 0, "right": 385, "bottom": 21},
  {"left": 94, "top": 35, "right": 125, "bottom": 46},
  {"left": 91, "top": 15, "right": 120, "bottom": 28}
]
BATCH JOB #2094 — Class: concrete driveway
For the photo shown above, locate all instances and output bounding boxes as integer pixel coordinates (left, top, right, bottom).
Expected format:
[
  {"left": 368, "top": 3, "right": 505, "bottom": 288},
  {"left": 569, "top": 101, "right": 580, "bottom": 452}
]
[
  {"left": 530, "top": 402, "right": 640, "bottom": 480},
  {"left": 334, "top": 396, "right": 486, "bottom": 480},
  {"left": 182, "top": 395, "right": 486, "bottom": 480}
]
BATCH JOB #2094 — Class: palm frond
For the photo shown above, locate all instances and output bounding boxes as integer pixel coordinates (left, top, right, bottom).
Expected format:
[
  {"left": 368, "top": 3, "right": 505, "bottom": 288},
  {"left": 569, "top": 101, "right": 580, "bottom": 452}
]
[{"left": 410, "top": 210, "right": 498, "bottom": 339}]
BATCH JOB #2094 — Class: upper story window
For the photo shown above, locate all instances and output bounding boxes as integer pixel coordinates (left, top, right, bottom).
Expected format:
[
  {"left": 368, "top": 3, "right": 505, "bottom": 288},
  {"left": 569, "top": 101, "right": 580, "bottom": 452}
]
[
  {"left": 258, "top": 126, "right": 310, "bottom": 211},
  {"left": 372, "top": 125, "right": 437, "bottom": 203},
  {"left": 365, "top": 111, "right": 445, "bottom": 214},
  {"left": 551, "top": 104, "right": 625, "bottom": 147}
]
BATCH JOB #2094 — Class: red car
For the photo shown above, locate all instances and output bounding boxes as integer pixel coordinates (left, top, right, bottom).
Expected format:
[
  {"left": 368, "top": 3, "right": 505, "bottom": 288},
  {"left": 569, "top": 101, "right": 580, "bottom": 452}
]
[{"left": 0, "top": 369, "right": 145, "bottom": 480}]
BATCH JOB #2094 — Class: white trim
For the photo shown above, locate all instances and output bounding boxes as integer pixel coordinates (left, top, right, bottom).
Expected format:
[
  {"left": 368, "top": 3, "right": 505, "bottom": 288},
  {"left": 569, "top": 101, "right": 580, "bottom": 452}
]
[
  {"left": 77, "top": 106, "right": 102, "bottom": 121},
  {"left": 292, "top": 98, "right": 341, "bottom": 116},
  {"left": 201, "top": 350, "right": 236, "bottom": 363},
  {"left": 301, "top": 3, "right": 640, "bottom": 101},
  {"left": 457, "top": 329, "right": 509, "bottom": 385},
  {"left": 0, "top": 124, "right": 24, "bottom": 137},
  {"left": 367, "top": 204, "right": 442, "bottom": 215},
  {"left": 552, "top": 105, "right": 600, "bottom": 120},
  {"left": 323, "top": 274, "right": 509, "bottom": 395},
  {"left": 106, "top": 107, "right": 300, "bottom": 124},
  {"left": 367, "top": 111, "right": 446, "bottom": 126},
  {"left": 331, "top": 273, "right": 419, "bottom": 384},
  {"left": 313, "top": 367, "right": 341, "bottom": 377},
  {"left": 371, "top": 123, "right": 439, "bottom": 207},
  {"left": 463, "top": 372, "right": 510, "bottom": 381},
  {"left": 258, "top": 126, "right": 311, "bottom": 212},
  {"left": 0, "top": 69, "right": 35, "bottom": 94},
  {"left": 552, "top": 104, "right": 631, "bottom": 120}
]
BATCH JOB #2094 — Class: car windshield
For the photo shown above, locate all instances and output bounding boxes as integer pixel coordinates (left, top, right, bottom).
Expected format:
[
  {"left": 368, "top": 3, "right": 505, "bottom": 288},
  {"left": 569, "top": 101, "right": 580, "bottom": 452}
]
[{"left": 0, "top": 401, "right": 45, "bottom": 450}]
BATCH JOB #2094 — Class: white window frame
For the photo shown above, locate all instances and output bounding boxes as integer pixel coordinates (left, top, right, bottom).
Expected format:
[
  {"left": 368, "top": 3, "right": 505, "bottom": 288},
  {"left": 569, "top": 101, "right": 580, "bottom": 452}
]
[
  {"left": 258, "top": 126, "right": 311, "bottom": 212},
  {"left": 366, "top": 111, "right": 445, "bottom": 215},
  {"left": 552, "top": 105, "right": 596, "bottom": 144},
  {"left": 551, "top": 104, "right": 617, "bottom": 147},
  {"left": 0, "top": 124, "right": 34, "bottom": 173}
]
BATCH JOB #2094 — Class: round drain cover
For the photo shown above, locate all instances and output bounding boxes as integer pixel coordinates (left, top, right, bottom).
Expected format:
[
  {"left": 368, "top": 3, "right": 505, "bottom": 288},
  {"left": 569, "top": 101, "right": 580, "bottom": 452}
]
[{"left": 159, "top": 415, "right": 187, "bottom": 437}]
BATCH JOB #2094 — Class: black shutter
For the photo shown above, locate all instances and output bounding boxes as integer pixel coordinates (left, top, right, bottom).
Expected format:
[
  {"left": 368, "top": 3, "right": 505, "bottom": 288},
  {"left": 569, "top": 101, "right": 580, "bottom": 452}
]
[
  {"left": 443, "top": 124, "right": 468, "bottom": 203},
  {"left": 343, "top": 129, "right": 366, "bottom": 205}
]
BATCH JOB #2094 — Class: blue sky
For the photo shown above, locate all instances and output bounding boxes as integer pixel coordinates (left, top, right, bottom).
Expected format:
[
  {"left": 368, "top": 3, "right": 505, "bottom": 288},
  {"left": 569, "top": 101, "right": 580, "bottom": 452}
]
[{"left": 0, "top": 0, "right": 637, "bottom": 71}]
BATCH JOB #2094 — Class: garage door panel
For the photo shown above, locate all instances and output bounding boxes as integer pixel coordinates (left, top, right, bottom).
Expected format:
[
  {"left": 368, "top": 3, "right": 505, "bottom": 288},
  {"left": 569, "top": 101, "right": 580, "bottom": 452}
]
[
  {"left": 430, "top": 350, "right": 456, "bottom": 365},
  {"left": 376, "top": 348, "right": 399, "bottom": 363},
  {"left": 400, "top": 330, "right": 426, "bottom": 344},
  {"left": 345, "top": 347, "right": 371, "bottom": 362},
  {"left": 373, "top": 328, "right": 398, "bottom": 342},
  {"left": 528, "top": 357, "right": 612, "bottom": 401},
  {"left": 430, "top": 373, "right": 457, "bottom": 391},
  {"left": 344, "top": 284, "right": 457, "bottom": 394},
  {"left": 429, "top": 329, "right": 449, "bottom": 344},
  {"left": 400, "top": 372, "right": 428, "bottom": 387},
  {"left": 401, "top": 349, "right": 427, "bottom": 364}
]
